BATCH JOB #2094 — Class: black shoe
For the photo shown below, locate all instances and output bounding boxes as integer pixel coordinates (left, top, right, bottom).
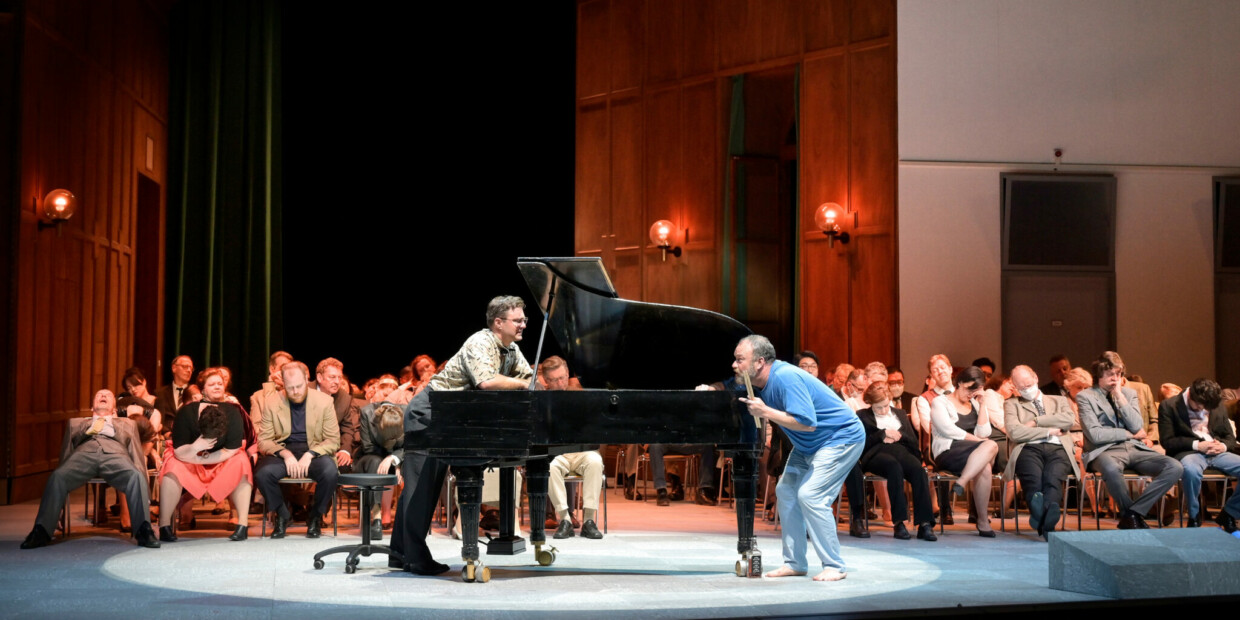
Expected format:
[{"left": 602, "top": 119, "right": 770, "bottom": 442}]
[
  {"left": 228, "top": 525, "right": 249, "bottom": 541},
  {"left": 951, "top": 483, "right": 966, "bottom": 498},
  {"left": 937, "top": 509, "right": 954, "bottom": 526},
  {"left": 581, "top": 519, "right": 603, "bottom": 539},
  {"left": 135, "top": 522, "right": 161, "bottom": 548},
  {"left": 388, "top": 555, "right": 405, "bottom": 569},
  {"left": 1215, "top": 509, "right": 1238, "bottom": 534},
  {"left": 553, "top": 519, "right": 575, "bottom": 539},
  {"left": 669, "top": 487, "right": 686, "bottom": 502},
  {"left": 370, "top": 519, "right": 384, "bottom": 541},
  {"left": 408, "top": 560, "right": 451, "bottom": 576},
  {"left": 893, "top": 522, "right": 911, "bottom": 540},
  {"left": 849, "top": 520, "right": 870, "bottom": 539},
  {"left": 1187, "top": 516, "right": 1202, "bottom": 528},
  {"left": 1159, "top": 504, "right": 1178, "bottom": 528},
  {"left": 20, "top": 524, "right": 52, "bottom": 549},
  {"left": 624, "top": 486, "right": 644, "bottom": 501},
  {"left": 916, "top": 522, "right": 938, "bottom": 541},
  {"left": 119, "top": 525, "right": 132, "bottom": 534},
  {"left": 1041, "top": 502, "right": 1061, "bottom": 539},
  {"left": 1028, "top": 491, "right": 1045, "bottom": 532},
  {"left": 764, "top": 508, "right": 777, "bottom": 522},
  {"left": 967, "top": 515, "right": 977, "bottom": 524},
  {"left": 306, "top": 512, "right": 322, "bottom": 538},
  {"left": 1117, "top": 510, "right": 1148, "bottom": 530},
  {"left": 695, "top": 488, "right": 719, "bottom": 506},
  {"left": 269, "top": 513, "right": 288, "bottom": 539},
  {"left": 976, "top": 527, "right": 996, "bottom": 538},
  {"left": 656, "top": 489, "right": 670, "bottom": 506},
  {"left": 158, "top": 525, "right": 178, "bottom": 543}
]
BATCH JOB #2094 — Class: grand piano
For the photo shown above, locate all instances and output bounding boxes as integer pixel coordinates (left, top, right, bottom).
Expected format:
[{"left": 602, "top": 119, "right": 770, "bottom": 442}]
[{"left": 410, "top": 257, "right": 762, "bottom": 582}]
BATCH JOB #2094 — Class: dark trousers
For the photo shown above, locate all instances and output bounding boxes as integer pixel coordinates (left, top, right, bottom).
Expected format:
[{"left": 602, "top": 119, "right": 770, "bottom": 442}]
[
  {"left": 862, "top": 446, "right": 934, "bottom": 525},
  {"left": 1088, "top": 443, "right": 1183, "bottom": 515},
  {"left": 390, "top": 452, "right": 448, "bottom": 568},
  {"left": 254, "top": 444, "right": 339, "bottom": 519},
  {"left": 649, "top": 444, "right": 717, "bottom": 491},
  {"left": 844, "top": 464, "right": 866, "bottom": 520},
  {"left": 1014, "top": 443, "right": 1072, "bottom": 509}
]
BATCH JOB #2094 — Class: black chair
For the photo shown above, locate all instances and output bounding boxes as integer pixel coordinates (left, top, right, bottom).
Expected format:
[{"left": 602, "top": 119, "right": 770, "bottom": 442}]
[{"left": 313, "top": 473, "right": 401, "bottom": 573}]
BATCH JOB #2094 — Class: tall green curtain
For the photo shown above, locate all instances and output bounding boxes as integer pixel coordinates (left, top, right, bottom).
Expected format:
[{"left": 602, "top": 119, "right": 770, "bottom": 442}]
[
  {"left": 166, "top": 0, "right": 283, "bottom": 398},
  {"left": 722, "top": 75, "right": 745, "bottom": 316}
]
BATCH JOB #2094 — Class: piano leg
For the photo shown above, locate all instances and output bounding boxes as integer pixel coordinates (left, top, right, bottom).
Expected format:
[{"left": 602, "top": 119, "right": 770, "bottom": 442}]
[
  {"left": 524, "top": 458, "right": 556, "bottom": 566},
  {"left": 731, "top": 451, "right": 762, "bottom": 578},
  {"left": 455, "top": 466, "right": 490, "bottom": 582}
]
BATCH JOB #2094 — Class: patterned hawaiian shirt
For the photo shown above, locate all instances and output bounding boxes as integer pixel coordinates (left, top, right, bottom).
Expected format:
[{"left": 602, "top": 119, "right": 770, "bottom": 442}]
[{"left": 427, "top": 329, "right": 533, "bottom": 391}]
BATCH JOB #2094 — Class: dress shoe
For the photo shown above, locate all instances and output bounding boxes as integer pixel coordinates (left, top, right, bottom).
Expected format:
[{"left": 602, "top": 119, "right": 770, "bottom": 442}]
[
  {"left": 848, "top": 520, "right": 870, "bottom": 539},
  {"left": 269, "top": 513, "right": 289, "bottom": 539},
  {"left": 135, "top": 522, "right": 161, "bottom": 548},
  {"left": 1159, "top": 504, "right": 1178, "bottom": 528},
  {"left": 1028, "top": 492, "right": 1045, "bottom": 533},
  {"left": 695, "top": 488, "right": 719, "bottom": 506},
  {"left": 306, "top": 512, "right": 323, "bottom": 538},
  {"left": 893, "top": 522, "right": 911, "bottom": 540},
  {"left": 571, "top": 514, "right": 581, "bottom": 529},
  {"left": 20, "top": 524, "right": 52, "bottom": 549},
  {"left": 408, "top": 560, "right": 451, "bottom": 576},
  {"left": 370, "top": 518, "right": 384, "bottom": 541},
  {"left": 967, "top": 515, "right": 977, "bottom": 524},
  {"left": 764, "top": 507, "right": 777, "bottom": 522},
  {"left": 581, "top": 519, "right": 603, "bottom": 539},
  {"left": 553, "top": 519, "right": 575, "bottom": 539},
  {"left": 916, "top": 522, "right": 938, "bottom": 541},
  {"left": 669, "top": 487, "right": 686, "bottom": 502},
  {"left": 1186, "top": 516, "right": 1202, "bottom": 528},
  {"left": 938, "top": 509, "right": 954, "bottom": 526},
  {"left": 119, "top": 525, "right": 132, "bottom": 534},
  {"left": 228, "top": 524, "right": 249, "bottom": 541},
  {"left": 1215, "top": 509, "right": 1238, "bottom": 534},
  {"left": 623, "top": 486, "right": 644, "bottom": 501},
  {"left": 1041, "top": 502, "right": 1061, "bottom": 539},
  {"left": 158, "top": 525, "right": 178, "bottom": 543},
  {"left": 951, "top": 483, "right": 966, "bottom": 498},
  {"left": 992, "top": 507, "right": 1016, "bottom": 519},
  {"left": 976, "top": 527, "right": 996, "bottom": 538},
  {"left": 544, "top": 516, "right": 559, "bottom": 530},
  {"left": 1116, "top": 510, "right": 1148, "bottom": 530},
  {"left": 388, "top": 555, "right": 405, "bottom": 569},
  {"left": 656, "top": 489, "right": 670, "bottom": 506}
]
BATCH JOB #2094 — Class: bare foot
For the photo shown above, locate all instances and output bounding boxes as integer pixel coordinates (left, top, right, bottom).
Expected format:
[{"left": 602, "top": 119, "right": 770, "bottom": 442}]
[
  {"left": 812, "top": 568, "right": 846, "bottom": 582},
  {"left": 764, "top": 566, "right": 807, "bottom": 578}
]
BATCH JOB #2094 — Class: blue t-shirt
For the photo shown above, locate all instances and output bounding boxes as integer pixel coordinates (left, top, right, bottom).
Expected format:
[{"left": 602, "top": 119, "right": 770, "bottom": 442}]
[{"left": 729, "top": 360, "right": 864, "bottom": 453}]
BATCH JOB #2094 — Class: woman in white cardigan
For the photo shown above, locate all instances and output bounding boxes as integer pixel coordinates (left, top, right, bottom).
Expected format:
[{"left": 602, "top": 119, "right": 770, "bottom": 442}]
[{"left": 929, "top": 366, "right": 999, "bottom": 536}]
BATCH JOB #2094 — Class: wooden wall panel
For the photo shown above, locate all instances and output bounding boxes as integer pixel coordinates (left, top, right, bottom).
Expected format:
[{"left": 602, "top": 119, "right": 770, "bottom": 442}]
[
  {"left": 681, "top": 80, "right": 719, "bottom": 312},
  {"left": 851, "top": 0, "right": 895, "bottom": 43},
  {"left": 681, "top": 0, "right": 716, "bottom": 78},
  {"left": 646, "top": 0, "right": 681, "bottom": 84},
  {"left": 804, "top": 0, "right": 848, "bottom": 52},
  {"left": 643, "top": 88, "right": 681, "bottom": 305},
  {"left": 716, "top": 0, "right": 760, "bottom": 71},
  {"left": 5, "top": 0, "right": 169, "bottom": 503},
  {"left": 578, "top": 0, "right": 609, "bottom": 99},
  {"left": 610, "top": 0, "right": 644, "bottom": 92},
  {"left": 800, "top": 55, "right": 848, "bottom": 236}
]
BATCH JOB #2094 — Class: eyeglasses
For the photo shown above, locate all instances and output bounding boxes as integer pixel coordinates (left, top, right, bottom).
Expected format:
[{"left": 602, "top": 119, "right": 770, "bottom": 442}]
[{"left": 504, "top": 317, "right": 528, "bottom": 325}]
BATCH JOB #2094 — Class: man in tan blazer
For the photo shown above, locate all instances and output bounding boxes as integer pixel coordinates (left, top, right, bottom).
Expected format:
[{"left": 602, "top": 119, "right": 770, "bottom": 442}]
[
  {"left": 1004, "top": 365, "right": 1079, "bottom": 540},
  {"left": 255, "top": 361, "right": 339, "bottom": 538}
]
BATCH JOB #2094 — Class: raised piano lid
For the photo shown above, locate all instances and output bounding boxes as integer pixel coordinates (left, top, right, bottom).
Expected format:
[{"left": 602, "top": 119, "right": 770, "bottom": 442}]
[{"left": 517, "top": 257, "right": 753, "bottom": 391}]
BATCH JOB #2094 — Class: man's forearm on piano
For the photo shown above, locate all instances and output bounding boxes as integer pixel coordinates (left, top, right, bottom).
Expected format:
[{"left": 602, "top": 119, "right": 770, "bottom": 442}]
[{"left": 477, "top": 375, "right": 530, "bottom": 390}]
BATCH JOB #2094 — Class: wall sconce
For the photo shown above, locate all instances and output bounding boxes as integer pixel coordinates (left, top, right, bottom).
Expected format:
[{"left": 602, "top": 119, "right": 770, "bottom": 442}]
[
  {"left": 814, "top": 202, "right": 856, "bottom": 248},
  {"left": 38, "top": 189, "right": 77, "bottom": 235},
  {"left": 648, "top": 219, "right": 682, "bottom": 261}
]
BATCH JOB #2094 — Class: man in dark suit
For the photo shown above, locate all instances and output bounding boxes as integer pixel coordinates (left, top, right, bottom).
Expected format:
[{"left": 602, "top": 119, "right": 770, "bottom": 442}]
[
  {"left": 1077, "top": 351, "right": 1182, "bottom": 529},
  {"left": 1040, "top": 354, "right": 1070, "bottom": 397},
  {"left": 20, "top": 389, "right": 160, "bottom": 549},
  {"left": 1157, "top": 378, "right": 1240, "bottom": 531},
  {"left": 153, "top": 355, "right": 195, "bottom": 422},
  {"left": 308, "top": 357, "right": 360, "bottom": 472}
]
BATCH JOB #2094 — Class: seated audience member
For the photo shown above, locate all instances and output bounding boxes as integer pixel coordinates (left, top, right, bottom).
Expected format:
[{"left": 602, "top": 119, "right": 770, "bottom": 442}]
[
  {"left": 120, "top": 367, "right": 162, "bottom": 430},
  {"left": 1160, "top": 383, "right": 1183, "bottom": 401},
  {"left": 1077, "top": 351, "right": 1182, "bottom": 530},
  {"left": 830, "top": 363, "right": 854, "bottom": 395},
  {"left": 154, "top": 355, "right": 195, "bottom": 419},
  {"left": 855, "top": 383, "right": 936, "bottom": 541},
  {"left": 793, "top": 351, "right": 820, "bottom": 380},
  {"left": 648, "top": 444, "right": 719, "bottom": 506},
  {"left": 886, "top": 367, "right": 917, "bottom": 413},
  {"left": 971, "top": 357, "right": 996, "bottom": 382},
  {"left": 21, "top": 389, "right": 160, "bottom": 549},
  {"left": 981, "top": 372, "right": 1017, "bottom": 517},
  {"left": 387, "top": 354, "right": 438, "bottom": 406},
  {"left": 250, "top": 350, "right": 293, "bottom": 426},
  {"left": 255, "top": 361, "right": 340, "bottom": 538},
  {"left": 1157, "top": 378, "right": 1240, "bottom": 532},
  {"left": 1004, "top": 365, "right": 1078, "bottom": 539},
  {"left": 913, "top": 354, "right": 955, "bottom": 455},
  {"left": 1062, "top": 367, "right": 1103, "bottom": 516},
  {"left": 1123, "top": 375, "right": 1161, "bottom": 449},
  {"left": 929, "top": 366, "right": 999, "bottom": 537},
  {"left": 118, "top": 396, "right": 162, "bottom": 471},
  {"left": 1041, "top": 354, "right": 1071, "bottom": 397},
  {"left": 540, "top": 356, "right": 604, "bottom": 540},
  {"left": 157, "top": 368, "right": 254, "bottom": 542},
  {"left": 309, "top": 357, "right": 360, "bottom": 473},
  {"left": 356, "top": 399, "right": 405, "bottom": 539},
  {"left": 841, "top": 368, "right": 869, "bottom": 412}
]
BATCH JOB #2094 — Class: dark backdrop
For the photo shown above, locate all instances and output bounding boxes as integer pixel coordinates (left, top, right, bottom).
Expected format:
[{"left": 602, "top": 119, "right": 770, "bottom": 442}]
[{"left": 278, "top": 3, "right": 577, "bottom": 388}]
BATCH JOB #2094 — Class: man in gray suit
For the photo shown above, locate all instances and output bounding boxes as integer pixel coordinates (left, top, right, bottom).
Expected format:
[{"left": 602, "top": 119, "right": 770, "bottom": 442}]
[
  {"left": 1005, "top": 365, "right": 1079, "bottom": 539},
  {"left": 1077, "top": 351, "right": 1182, "bottom": 530},
  {"left": 21, "top": 389, "right": 160, "bottom": 549}
]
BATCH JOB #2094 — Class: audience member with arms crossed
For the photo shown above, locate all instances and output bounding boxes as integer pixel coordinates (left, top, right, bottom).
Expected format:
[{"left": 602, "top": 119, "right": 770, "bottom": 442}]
[
  {"left": 540, "top": 356, "right": 605, "bottom": 540},
  {"left": 1157, "top": 377, "right": 1240, "bottom": 531},
  {"left": 1005, "top": 365, "right": 1078, "bottom": 540}
]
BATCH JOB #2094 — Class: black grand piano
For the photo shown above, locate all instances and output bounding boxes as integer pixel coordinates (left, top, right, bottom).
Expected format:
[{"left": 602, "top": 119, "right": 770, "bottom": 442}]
[{"left": 410, "top": 257, "right": 763, "bottom": 582}]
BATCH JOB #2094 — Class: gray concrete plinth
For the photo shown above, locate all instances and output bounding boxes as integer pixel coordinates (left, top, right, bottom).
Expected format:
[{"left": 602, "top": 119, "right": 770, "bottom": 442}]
[{"left": 1048, "top": 528, "right": 1240, "bottom": 599}]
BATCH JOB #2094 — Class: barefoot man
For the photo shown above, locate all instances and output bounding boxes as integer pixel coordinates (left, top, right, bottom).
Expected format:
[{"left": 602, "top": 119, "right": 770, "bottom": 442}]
[{"left": 701, "top": 335, "right": 864, "bottom": 581}]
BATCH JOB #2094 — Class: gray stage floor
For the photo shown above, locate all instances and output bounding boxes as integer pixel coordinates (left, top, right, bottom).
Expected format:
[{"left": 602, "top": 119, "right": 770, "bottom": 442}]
[{"left": 0, "top": 486, "right": 1119, "bottom": 619}]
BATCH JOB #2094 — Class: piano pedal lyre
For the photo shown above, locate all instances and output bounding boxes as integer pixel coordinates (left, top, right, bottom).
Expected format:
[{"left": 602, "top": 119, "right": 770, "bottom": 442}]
[
  {"left": 462, "top": 560, "right": 491, "bottom": 583},
  {"left": 534, "top": 543, "right": 558, "bottom": 566},
  {"left": 735, "top": 549, "right": 762, "bottom": 578}
]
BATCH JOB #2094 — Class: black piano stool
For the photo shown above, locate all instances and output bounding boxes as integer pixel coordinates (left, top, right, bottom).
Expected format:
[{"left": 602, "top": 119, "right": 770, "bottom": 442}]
[{"left": 312, "top": 473, "right": 401, "bottom": 573}]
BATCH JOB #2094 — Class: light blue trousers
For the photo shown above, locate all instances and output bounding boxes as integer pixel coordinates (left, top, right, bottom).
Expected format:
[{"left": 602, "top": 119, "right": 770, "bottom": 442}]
[
  {"left": 1180, "top": 451, "right": 1240, "bottom": 520},
  {"left": 776, "top": 441, "right": 863, "bottom": 572}
]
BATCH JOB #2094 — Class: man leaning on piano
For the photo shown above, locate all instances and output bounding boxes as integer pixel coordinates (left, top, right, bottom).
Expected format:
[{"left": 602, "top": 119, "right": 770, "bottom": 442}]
[{"left": 390, "top": 295, "right": 536, "bottom": 576}]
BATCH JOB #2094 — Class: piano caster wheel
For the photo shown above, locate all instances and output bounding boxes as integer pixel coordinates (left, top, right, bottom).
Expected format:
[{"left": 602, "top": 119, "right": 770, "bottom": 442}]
[
  {"left": 313, "top": 559, "right": 324, "bottom": 570},
  {"left": 345, "top": 561, "right": 357, "bottom": 574},
  {"left": 463, "top": 562, "right": 490, "bottom": 583},
  {"left": 735, "top": 560, "right": 746, "bottom": 577},
  {"left": 536, "top": 548, "right": 557, "bottom": 566},
  {"left": 736, "top": 551, "right": 762, "bottom": 578}
]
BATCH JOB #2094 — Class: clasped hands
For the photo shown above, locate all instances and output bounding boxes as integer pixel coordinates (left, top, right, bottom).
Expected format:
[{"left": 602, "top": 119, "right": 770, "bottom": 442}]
[{"left": 283, "top": 451, "right": 314, "bottom": 478}]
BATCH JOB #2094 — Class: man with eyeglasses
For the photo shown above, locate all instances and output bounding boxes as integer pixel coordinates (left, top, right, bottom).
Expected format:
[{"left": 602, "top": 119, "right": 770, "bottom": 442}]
[
  {"left": 154, "top": 355, "right": 195, "bottom": 423},
  {"left": 389, "top": 295, "right": 535, "bottom": 575}
]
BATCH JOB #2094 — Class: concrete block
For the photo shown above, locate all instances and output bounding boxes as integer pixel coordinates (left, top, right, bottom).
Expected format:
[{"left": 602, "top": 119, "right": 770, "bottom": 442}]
[{"left": 1048, "top": 528, "right": 1240, "bottom": 599}]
